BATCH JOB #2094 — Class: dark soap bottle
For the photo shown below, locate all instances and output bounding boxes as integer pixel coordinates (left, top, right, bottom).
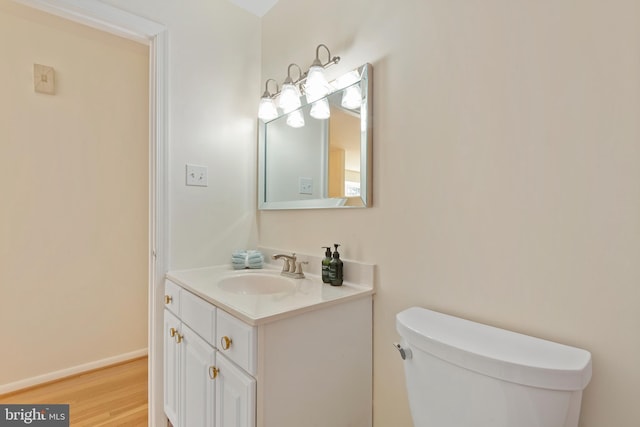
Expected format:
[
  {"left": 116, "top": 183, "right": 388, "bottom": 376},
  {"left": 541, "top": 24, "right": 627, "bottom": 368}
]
[
  {"left": 329, "top": 243, "right": 343, "bottom": 286},
  {"left": 321, "top": 246, "right": 332, "bottom": 283}
]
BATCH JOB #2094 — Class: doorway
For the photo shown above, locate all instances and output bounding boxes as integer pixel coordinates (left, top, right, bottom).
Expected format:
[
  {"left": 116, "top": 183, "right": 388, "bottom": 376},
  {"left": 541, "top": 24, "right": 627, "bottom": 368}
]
[{"left": 0, "top": 0, "right": 167, "bottom": 424}]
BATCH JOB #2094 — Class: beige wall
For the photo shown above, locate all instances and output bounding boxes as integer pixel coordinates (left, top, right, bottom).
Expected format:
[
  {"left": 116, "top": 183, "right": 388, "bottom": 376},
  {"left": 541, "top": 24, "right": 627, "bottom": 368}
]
[
  {"left": 260, "top": 1, "right": 640, "bottom": 426},
  {"left": 0, "top": 0, "right": 149, "bottom": 386}
]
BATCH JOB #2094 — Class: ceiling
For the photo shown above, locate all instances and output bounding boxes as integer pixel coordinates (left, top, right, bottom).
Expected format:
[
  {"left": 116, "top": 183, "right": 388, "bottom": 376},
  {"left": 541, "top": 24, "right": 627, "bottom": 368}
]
[{"left": 227, "top": 0, "right": 279, "bottom": 17}]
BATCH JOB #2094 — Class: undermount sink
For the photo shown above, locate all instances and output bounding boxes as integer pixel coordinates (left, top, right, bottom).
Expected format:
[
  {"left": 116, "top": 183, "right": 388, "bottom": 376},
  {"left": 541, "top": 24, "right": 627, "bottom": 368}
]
[{"left": 217, "top": 273, "right": 296, "bottom": 295}]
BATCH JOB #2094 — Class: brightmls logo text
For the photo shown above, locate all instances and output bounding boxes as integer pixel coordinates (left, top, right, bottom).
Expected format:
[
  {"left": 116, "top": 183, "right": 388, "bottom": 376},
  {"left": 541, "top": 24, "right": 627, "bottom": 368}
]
[
  {"left": 4, "top": 408, "right": 45, "bottom": 424},
  {"left": 0, "top": 405, "right": 69, "bottom": 426}
]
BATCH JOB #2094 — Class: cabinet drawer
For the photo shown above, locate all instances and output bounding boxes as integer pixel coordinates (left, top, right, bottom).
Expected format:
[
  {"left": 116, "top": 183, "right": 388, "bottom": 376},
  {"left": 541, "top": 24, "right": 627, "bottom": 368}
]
[
  {"left": 217, "top": 310, "right": 257, "bottom": 375},
  {"left": 164, "top": 280, "right": 181, "bottom": 315},
  {"left": 180, "top": 290, "right": 216, "bottom": 346}
]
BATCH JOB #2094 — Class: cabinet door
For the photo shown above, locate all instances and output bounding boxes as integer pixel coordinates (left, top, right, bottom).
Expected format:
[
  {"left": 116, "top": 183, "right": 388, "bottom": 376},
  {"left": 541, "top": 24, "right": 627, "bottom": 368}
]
[
  {"left": 181, "top": 324, "right": 216, "bottom": 427},
  {"left": 164, "top": 309, "right": 181, "bottom": 426},
  {"left": 215, "top": 354, "right": 256, "bottom": 427}
]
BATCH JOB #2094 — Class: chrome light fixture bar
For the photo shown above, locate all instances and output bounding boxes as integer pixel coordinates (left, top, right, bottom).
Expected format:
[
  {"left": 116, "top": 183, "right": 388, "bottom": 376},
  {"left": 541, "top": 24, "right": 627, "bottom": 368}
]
[{"left": 258, "top": 44, "right": 340, "bottom": 123}]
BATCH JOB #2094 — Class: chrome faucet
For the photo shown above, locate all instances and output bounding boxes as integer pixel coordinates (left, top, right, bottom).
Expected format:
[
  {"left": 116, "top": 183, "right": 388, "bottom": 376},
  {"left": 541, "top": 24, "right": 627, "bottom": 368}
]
[{"left": 272, "top": 253, "right": 307, "bottom": 278}]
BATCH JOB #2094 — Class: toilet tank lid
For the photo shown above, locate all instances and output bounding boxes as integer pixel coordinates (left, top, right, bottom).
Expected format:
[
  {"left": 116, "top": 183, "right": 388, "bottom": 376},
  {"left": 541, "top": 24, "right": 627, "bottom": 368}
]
[{"left": 396, "top": 307, "right": 592, "bottom": 391}]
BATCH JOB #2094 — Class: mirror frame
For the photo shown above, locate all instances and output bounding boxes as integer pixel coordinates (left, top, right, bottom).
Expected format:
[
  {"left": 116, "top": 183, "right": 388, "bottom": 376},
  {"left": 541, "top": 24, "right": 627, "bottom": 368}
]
[{"left": 258, "top": 63, "right": 373, "bottom": 210}]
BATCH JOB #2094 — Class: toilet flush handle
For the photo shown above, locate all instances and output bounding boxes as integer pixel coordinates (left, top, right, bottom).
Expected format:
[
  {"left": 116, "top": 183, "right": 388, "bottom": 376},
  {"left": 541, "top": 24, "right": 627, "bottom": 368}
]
[{"left": 393, "top": 343, "right": 412, "bottom": 360}]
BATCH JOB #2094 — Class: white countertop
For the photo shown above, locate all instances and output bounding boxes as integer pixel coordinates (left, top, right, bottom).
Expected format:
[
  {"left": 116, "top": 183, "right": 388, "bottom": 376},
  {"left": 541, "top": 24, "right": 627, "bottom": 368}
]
[{"left": 165, "top": 264, "right": 374, "bottom": 326}]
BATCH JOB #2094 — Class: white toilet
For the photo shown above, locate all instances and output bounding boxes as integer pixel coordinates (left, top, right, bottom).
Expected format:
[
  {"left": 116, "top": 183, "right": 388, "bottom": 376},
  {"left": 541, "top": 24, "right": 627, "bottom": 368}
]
[{"left": 395, "top": 307, "right": 592, "bottom": 427}]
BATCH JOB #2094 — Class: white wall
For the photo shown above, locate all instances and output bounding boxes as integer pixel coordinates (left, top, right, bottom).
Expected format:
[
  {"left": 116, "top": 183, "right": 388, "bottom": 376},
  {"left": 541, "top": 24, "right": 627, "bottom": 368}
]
[
  {"left": 101, "top": 0, "right": 262, "bottom": 270},
  {"left": 260, "top": 1, "right": 640, "bottom": 426},
  {"left": 0, "top": 0, "right": 149, "bottom": 386}
]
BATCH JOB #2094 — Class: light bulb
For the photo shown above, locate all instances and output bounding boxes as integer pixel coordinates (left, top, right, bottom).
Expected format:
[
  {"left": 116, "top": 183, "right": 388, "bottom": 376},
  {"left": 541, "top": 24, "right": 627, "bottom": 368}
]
[
  {"left": 278, "top": 83, "right": 302, "bottom": 113},
  {"left": 310, "top": 99, "right": 330, "bottom": 120},
  {"left": 305, "top": 65, "right": 330, "bottom": 103},
  {"left": 286, "top": 110, "right": 305, "bottom": 128},
  {"left": 258, "top": 97, "right": 278, "bottom": 121},
  {"left": 341, "top": 85, "right": 362, "bottom": 109}
]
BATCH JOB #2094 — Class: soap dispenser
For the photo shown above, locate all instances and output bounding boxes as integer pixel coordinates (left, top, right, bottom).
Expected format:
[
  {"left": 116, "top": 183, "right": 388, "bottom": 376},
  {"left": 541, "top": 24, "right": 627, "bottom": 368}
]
[
  {"left": 321, "top": 247, "right": 332, "bottom": 283},
  {"left": 328, "top": 243, "right": 343, "bottom": 286}
]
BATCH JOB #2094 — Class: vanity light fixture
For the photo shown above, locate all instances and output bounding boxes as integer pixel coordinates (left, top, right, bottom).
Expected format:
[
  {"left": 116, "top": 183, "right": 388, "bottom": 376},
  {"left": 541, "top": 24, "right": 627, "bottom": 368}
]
[
  {"left": 304, "top": 44, "right": 333, "bottom": 103},
  {"left": 257, "top": 79, "right": 279, "bottom": 121},
  {"left": 278, "top": 63, "right": 303, "bottom": 113},
  {"left": 258, "top": 44, "right": 341, "bottom": 125}
]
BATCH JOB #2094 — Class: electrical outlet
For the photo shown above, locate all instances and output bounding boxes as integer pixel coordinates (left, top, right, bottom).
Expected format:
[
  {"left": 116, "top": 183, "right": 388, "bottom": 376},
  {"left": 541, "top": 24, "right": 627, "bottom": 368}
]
[
  {"left": 299, "top": 177, "right": 313, "bottom": 195},
  {"left": 186, "top": 164, "right": 208, "bottom": 187}
]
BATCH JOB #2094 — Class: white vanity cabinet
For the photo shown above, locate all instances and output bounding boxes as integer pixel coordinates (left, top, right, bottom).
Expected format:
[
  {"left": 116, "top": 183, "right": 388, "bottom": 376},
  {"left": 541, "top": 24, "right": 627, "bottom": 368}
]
[
  {"left": 164, "top": 281, "right": 256, "bottom": 427},
  {"left": 164, "top": 268, "right": 373, "bottom": 427}
]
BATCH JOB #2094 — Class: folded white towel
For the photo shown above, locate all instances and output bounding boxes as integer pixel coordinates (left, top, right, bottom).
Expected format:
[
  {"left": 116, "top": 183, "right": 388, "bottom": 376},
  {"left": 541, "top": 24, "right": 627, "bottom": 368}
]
[{"left": 231, "top": 250, "right": 264, "bottom": 269}]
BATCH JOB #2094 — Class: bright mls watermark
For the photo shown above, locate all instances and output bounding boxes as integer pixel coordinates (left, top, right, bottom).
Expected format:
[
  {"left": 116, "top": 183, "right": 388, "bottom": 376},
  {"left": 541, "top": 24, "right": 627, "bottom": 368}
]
[{"left": 0, "top": 405, "right": 69, "bottom": 426}]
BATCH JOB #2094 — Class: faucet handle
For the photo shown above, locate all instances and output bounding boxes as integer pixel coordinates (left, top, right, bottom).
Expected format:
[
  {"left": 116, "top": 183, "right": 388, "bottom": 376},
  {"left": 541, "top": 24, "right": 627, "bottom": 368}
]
[
  {"left": 286, "top": 253, "right": 297, "bottom": 272},
  {"left": 272, "top": 253, "right": 299, "bottom": 273},
  {"left": 295, "top": 261, "right": 308, "bottom": 275}
]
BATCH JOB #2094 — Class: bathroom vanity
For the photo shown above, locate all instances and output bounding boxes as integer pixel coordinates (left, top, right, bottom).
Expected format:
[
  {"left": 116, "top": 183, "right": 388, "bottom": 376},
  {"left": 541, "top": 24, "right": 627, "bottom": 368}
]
[{"left": 163, "top": 259, "right": 374, "bottom": 427}]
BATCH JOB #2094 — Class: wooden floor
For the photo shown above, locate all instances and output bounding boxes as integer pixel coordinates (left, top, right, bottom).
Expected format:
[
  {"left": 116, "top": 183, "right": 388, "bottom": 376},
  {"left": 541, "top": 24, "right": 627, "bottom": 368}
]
[{"left": 0, "top": 357, "right": 148, "bottom": 426}]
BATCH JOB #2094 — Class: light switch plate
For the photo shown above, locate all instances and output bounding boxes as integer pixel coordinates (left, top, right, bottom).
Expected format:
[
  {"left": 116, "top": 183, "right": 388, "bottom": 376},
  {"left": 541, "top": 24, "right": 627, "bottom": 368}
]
[
  {"left": 186, "top": 164, "right": 208, "bottom": 187},
  {"left": 299, "top": 177, "right": 313, "bottom": 195},
  {"left": 34, "top": 64, "right": 55, "bottom": 95}
]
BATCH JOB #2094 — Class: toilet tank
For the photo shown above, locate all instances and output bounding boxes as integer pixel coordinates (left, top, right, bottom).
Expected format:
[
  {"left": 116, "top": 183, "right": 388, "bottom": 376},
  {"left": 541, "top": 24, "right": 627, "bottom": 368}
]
[{"left": 396, "top": 307, "right": 592, "bottom": 427}]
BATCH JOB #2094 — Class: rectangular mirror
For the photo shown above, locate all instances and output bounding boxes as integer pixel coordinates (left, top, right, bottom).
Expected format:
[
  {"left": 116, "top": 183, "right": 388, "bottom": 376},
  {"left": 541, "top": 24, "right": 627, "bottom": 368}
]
[{"left": 258, "top": 63, "right": 372, "bottom": 210}]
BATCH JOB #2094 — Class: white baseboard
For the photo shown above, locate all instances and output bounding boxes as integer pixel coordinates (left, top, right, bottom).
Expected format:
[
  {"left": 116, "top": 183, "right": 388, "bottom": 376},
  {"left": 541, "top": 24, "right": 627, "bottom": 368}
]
[{"left": 0, "top": 348, "right": 148, "bottom": 395}]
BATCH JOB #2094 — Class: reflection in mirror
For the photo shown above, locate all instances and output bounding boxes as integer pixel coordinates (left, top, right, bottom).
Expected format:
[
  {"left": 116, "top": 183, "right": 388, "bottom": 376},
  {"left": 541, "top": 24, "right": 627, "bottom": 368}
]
[
  {"left": 258, "top": 64, "right": 372, "bottom": 210},
  {"left": 328, "top": 99, "right": 361, "bottom": 201}
]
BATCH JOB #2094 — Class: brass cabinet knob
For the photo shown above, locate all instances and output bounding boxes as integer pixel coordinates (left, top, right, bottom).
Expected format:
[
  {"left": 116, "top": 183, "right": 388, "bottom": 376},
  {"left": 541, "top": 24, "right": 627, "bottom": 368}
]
[
  {"left": 220, "top": 336, "right": 232, "bottom": 350},
  {"left": 165, "top": 295, "right": 172, "bottom": 304},
  {"left": 169, "top": 327, "right": 177, "bottom": 337},
  {"left": 175, "top": 333, "right": 183, "bottom": 344},
  {"left": 209, "top": 366, "right": 219, "bottom": 379}
]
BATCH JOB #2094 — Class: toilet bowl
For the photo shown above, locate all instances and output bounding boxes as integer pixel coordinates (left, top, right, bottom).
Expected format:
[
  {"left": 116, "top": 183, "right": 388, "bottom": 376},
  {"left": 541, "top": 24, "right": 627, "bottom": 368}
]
[{"left": 395, "top": 307, "right": 592, "bottom": 427}]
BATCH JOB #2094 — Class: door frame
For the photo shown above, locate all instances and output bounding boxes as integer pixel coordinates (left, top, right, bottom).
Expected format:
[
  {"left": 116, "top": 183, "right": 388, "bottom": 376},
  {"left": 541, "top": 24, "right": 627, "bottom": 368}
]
[{"left": 11, "top": 0, "right": 168, "bottom": 424}]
